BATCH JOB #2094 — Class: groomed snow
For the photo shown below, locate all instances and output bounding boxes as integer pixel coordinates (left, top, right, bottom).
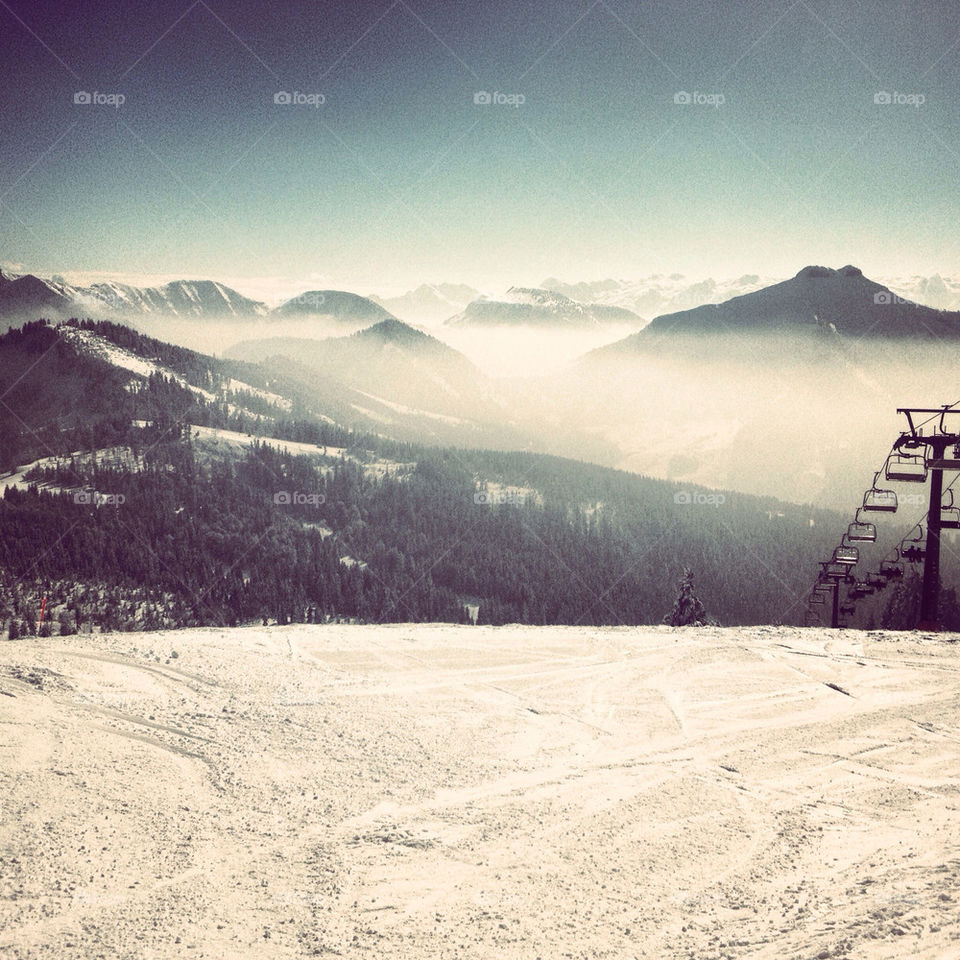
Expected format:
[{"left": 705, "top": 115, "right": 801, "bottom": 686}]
[{"left": 2, "top": 624, "right": 958, "bottom": 958}]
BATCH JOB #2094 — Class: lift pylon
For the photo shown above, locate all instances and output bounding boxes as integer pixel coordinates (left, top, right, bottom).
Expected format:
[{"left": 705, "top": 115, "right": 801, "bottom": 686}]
[{"left": 894, "top": 406, "right": 960, "bottom": 631}]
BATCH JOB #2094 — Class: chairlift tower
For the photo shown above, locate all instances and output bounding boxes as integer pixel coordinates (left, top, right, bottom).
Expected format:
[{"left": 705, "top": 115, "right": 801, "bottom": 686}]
[
  {"left": 894, "top": 407, "right": 960, "bottom": 630},
  {"left": 817, "top": 562, "right": 849, "bottom": 629}
]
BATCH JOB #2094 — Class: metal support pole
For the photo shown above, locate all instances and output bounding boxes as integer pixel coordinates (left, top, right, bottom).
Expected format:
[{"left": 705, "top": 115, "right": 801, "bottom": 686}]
[
  {"left": 831, "top": 579, "right": 839, "bottom": 629},
  {"left": 919, "top": 463, "right": 943, "bottom": 630}
]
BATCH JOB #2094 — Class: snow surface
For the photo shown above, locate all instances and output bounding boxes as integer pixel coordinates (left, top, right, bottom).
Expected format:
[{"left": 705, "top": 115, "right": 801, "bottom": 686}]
[
  {"left": 2, "top": 624, "right": 958, "bottom": 958},
  {"left": 61, "top": 328, "right": 295, "bottom": 420},
  {"left": 189, "top": 424, "right": 341, "bottom": 459},
  {"left": 226, "top": 378, "right": 292, "bottom": 412}
]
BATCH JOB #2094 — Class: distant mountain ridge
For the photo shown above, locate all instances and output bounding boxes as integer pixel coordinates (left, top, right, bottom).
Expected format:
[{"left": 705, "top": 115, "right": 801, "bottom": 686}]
[
  {"left": 369, "top": 283, "right": 479, "bottom": 325},
  {"left": 591, "top": 265, "right": 960, "bottom": 352},
  {"left": 224, "top": 318, "right": 490, "bottom": 427},
  {"left": 272, "top": 289, "right": 394, "bottom": 325},
  {"left": 0, "top": 268, "right": 268, "bottom": 323},
  {"left": 0, "top": 268, "right": 397, "bottom": 332},
  {"left": 446, "top": 286, "right": 645, "bottom": 328},
  {"left": 542, "top": 270, "right": 960, "bottom": 318},
  {"left": 541, "top": 273, "right": 776, "bottom": 318}
]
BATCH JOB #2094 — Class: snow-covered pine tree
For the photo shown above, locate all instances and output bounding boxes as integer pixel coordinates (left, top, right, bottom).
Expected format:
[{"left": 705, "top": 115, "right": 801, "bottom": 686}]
[{"left": 663, "top": 567, "right": 715, "bottom": 628}]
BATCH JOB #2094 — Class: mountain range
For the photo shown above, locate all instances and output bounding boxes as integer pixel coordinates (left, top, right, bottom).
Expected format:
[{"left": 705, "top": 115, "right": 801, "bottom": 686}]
[
  {"left": 541, "top": 273, "right": 776, "bottom": 319},
  {"left": 589, "top": 265, "right": 960, "bottom": 352},
  {"left": 0, "top": 268, "right": 398, "bottom": 335},
  {"left": 5, "top": 263, "right": 959, "bottom": 338},
  {"left": 446, "top": 287, "right": 645, "bottom": 328},
  {"left": 369, "top": 283, "right": 480, "bottom": 325}
]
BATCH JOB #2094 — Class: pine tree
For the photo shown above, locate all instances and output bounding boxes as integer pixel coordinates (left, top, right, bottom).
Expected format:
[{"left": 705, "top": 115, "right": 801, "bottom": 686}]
[
  {"left": 664, "top": 568, "right": 715, "bottom": 628},
  {"left": 881, "top": 574, "right": 920, "bottom": 630}
]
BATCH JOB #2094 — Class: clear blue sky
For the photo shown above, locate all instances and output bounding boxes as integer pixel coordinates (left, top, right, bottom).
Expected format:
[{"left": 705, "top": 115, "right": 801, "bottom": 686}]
[{"left": 0, "top": 0, "right": 957, "bottom": 295}]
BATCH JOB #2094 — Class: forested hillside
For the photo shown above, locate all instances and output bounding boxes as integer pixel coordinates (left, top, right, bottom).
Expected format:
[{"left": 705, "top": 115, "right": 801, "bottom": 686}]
[{"left": 1, "top": 319, "right": 846, "bottom": 634}]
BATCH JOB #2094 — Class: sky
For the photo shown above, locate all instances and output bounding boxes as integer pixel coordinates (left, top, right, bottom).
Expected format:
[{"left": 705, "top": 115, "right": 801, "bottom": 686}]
[{"left": 0, "top": 0, "right": 957, "bottom": 299}]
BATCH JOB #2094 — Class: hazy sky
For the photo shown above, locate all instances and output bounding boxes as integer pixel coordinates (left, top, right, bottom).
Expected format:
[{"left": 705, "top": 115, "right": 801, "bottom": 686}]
[{"left": 0, "top": 0, "right": 957, "bottom": 297}]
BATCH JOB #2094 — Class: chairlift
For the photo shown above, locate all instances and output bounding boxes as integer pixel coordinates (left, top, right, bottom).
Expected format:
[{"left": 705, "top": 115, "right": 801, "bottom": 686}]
[
  {"left": 809, "top": 591, "right": 826, "bottom": 605},
  {"left": 850, "top": 580, "right": 875, "bottom": 598},
  {"left": 902, "top": 545, "right": 924, "bottom": 563},
  {"left": 902, "top": 524, "right": 924, "bottom": 545},
  {"left": 863, "top": 488, "right": 898, "bottom": 513},
  {"left": 885, "top": 453, "right": 927, "bottom": 483},
  {"left": 840, "top": 602, "right": 856, "bottom": 616},
  {"left": 941, "top": 507, "right": 960, "bottom": 530},
  {"left": 862, "top": 473, "right": 898, "bottom": 513},
  {"left": 867, "top": 573, "right": 887, "bottom": 590},
  {"left": 880, "top": 552, "right": 904, "bottom": 579},
  {"left": 847, "top": 520, "right": 877, "bottom": 542},
  {"left": 833, "top": 545, "right": 859, "bottom": 565}
]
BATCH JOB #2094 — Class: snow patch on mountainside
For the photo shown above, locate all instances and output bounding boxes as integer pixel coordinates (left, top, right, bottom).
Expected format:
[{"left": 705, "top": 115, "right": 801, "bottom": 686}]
[{"left": 226, "top": 378, "right": 292, "bottom": 412}]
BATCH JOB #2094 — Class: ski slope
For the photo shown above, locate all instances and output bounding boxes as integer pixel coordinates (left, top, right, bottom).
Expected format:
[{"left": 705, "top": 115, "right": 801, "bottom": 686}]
[{"left": 1, "top": 624, "right": 958, "bottom": 958}]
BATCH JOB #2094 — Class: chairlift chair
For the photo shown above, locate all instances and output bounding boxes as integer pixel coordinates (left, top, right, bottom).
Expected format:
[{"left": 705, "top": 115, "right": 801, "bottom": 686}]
[
  {"left": 809, "top": 591, "right": 826, "bottom": 605},
  {"left": 840, "top": 602, "right": 856, "bottom": 616},
  {"left": 885, "top": 453, "right": 928, "bottom": 483},
  {"left": 901, "top": 545, "right": 924, "bottom": 563},
  {"left": 940, "top": 507, "right": 960, "bottom": 530},
  {"left": 847, "top": 520, "right": 877, "bottom": 542},
  {"left": 880, "top": 553, "right": 905, "bottom": 579},
  {"left": 833, "top": 545, "right": 859, "bottom": 565},
  {"left": 862, "top": 487, "right": 898, "bottom": 513}
]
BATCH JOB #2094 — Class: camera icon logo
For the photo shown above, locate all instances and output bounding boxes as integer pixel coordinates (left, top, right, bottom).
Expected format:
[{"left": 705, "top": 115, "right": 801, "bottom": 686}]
[
  {"left": 673, "top": 491, "right": 692, "bottom": 504},
  {"left": 273, "top": 491, "right": 291, "bottom": 505},
  {"left": 673, "top": 91, "right": 692, "bottom": 105},
  {"left": 874, "top": 91, "right": 892, "bottom": 105},
  {"left": 274, "top": 91, "right": 292, "bottom": 105},
  {"left": 74, "top": 91, "right": 91, "bottom": 104},
  {"left": 297, "top": 291, "right": 325, "bottom": 309},
  {"left": 474, "top": 91, "right": 492, "bottom": 105},
  {"left": 873, "top": 291, "right": 892, "bottom": 305},
  {"left": 474, "top": 491, "right": 491, "bottom": 504}
]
